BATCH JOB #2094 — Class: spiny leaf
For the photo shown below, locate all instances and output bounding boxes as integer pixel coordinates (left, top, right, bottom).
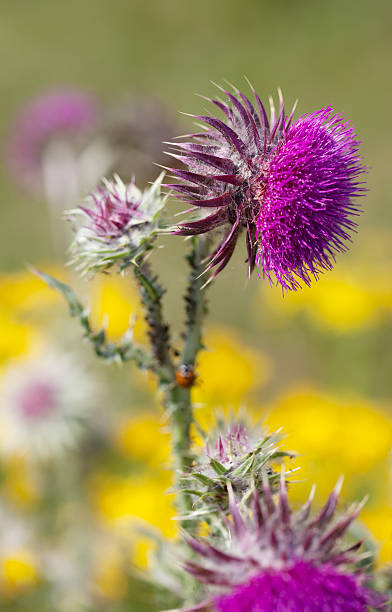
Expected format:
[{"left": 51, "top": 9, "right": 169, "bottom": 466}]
[{"left": 32, "top": 269, "right": 84, "bottom": 317}]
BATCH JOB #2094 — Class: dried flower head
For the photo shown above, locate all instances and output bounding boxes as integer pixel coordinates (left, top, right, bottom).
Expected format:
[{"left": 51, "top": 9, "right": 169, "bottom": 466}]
[
  {"left": 167, "top": 82, "right": 365, "bottom": 289},
  {"left": 68, "top": 173, "right": 167, "bottom": 275},
  {"left": 182, "top": 475, "right": 385, "bottom": 611},
  {"left": 180, "top": 422, "right": 289, "bottom": 521},
  {"left": 7, "top": 89, "right": 98, "bottom": 195}
]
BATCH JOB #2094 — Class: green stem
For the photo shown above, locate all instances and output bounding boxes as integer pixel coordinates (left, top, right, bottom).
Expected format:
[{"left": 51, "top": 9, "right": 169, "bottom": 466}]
[
  {"left": 169, "top": 236, "right": 210, "bottom": 528},
  {"left": 133, "top": 262, "right": 175, "bottom": 383}
]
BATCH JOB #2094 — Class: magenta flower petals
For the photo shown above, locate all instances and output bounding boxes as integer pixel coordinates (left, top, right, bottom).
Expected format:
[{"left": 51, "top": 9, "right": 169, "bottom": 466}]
[
  {"left": 257, "top": 107, "right": 365, "bottom": 290},
  {"left": 215, "top": 561, "right": 384, "bottom": 612},
  {"left": 169, "top": 83, "right": 366, "bottom": 289}
]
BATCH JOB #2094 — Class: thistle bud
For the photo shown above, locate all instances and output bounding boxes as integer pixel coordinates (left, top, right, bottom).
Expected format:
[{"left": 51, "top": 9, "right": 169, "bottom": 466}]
[{"left": 68, "top": 172, "right": 167, "bottom": 275}]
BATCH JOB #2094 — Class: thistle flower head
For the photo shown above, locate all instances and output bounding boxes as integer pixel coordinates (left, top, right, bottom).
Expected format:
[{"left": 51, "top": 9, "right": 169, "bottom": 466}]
[
  {"left": 7, "top": 89, "right": 98, "bottom": 194},
  {"left": 68, "top": 172, "right": 167, "bottom": 275},
  {"left": 0, "top": 348, "right": 97, "bottom": 458},
  {"left": 167, "top": 82, "right": 365, "bottom": 289},
  {"left": 180, "top": 422, "right": 288, "bottom": 521},
  {"left": 182, "top": 476, "right": 385, "bottom": 611}
]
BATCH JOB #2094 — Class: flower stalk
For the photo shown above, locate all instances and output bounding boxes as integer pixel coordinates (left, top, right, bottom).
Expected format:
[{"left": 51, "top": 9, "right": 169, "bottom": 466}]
[{"left": 167, "top": 236, "right": 210, "bottom": 529}]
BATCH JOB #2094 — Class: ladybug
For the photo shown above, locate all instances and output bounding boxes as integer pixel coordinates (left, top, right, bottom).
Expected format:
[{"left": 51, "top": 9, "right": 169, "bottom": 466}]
[{"left": 176, "top": 364, "right": 196, "bottom": 388}]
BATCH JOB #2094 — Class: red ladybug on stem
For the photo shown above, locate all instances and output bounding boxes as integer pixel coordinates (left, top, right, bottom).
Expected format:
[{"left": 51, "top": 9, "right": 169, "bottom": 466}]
[{"left": 176, "top": 364, "right": 196, "bottom": 388}]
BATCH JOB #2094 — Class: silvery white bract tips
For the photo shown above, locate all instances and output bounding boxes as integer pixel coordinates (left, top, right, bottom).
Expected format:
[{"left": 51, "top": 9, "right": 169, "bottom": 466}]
[{"left": 68, "top": 172, "right": 167, "bottom": 275}]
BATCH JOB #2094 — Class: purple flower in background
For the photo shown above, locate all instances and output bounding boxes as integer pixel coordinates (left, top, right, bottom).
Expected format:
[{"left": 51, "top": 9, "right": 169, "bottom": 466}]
[
  {"left": 167, "top": 82, "right": 365, "bottom": 289},
  {"left": 7, "top": 89, "right": 98, "bottom": 194},
  {"left": 182, "top": 475, "right": 385, "bottom": 612}
]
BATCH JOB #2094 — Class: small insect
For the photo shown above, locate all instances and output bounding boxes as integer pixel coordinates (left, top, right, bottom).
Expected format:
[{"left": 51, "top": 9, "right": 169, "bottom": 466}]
[{"left": 176, "top": 364, "right": 197, "bottom": 388}]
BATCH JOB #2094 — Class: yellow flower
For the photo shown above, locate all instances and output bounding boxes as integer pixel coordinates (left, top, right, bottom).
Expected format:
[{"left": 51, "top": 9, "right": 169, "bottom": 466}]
[
  {"left": 132, "top": 535, "right": 157, "bottom": 570},
  {"left": 361, "top": 506, "right": 392, "bottom": 565},
  {"left": 0, "top": 310, "right": 38, "bottom": 366},
  {"left": 2, "top": 457, "right": 39, "bottom": 508},
  {"left": 260, "top": 267, "right": 389, "bottom": 332},
  {"left": 114, "top": 413, "right": 171, "bottom": 468},
  {"left": 89, "top": 276, "right": 146, "bottom": 343},
  {"left": 91, "top": 473, "right": 177, "bottom": 539},
  {"left": 92, "top": 543, "right": 128, "bottom": 601},
  {"left": 0, "top": 550, "right": 39, "bottom": 595},
  {"left": 265, "top": 386, "right": 392, "bottom": 500},
  {"left": 0, "top": 267, "right": 64, "bottom": 315},
  {"left": 193, "top": 327, "right": 271, "bottom": 408}
]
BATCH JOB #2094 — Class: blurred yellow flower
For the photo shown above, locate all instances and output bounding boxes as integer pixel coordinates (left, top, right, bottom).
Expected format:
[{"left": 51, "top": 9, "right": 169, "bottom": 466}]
[
  {"left": 0, "top": 310, "right": 38, "bottom": 366},
  {"left": 2, "top": 457, "right": 39, "bottom": 508},
  {"left": 265, "top": 387, "right": 392, "bottom": 500},
  {"left": 361, "top": 506, "right": 392, "bottom": 565},
  {"left": 90, "top": 276, "right": 146, "bottom": 342},
  {"left": 132, "top": 535, "right": 157, "bottom": 570},
  {"left": 92, "top": 542, "right": 128, "bottom": 601},
  {"left": 193, "top": 327, "right": 271, "bottom": 408},
  {"left": 0, "top": 267, "right": 64, "bottom": 315},
  {"left": 260, "top": 267, "right": 392, "bottom": 332},
  {"left": 0, "top": 550, "right": 39, "bottom": 595},
  {"left": 114, "top": 413, "right": 171, "bottom": 468},
  {"left": 91, "top": 473, "right": 177, "bottom": 539}
]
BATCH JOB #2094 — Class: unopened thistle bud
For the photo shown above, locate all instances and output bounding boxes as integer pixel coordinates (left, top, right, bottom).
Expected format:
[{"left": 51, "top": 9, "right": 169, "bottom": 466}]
[
  {"left": 68, "top": 172, "right": 167, "bottom": 275},
  {"left": 180, "top": 422, "right": 289, "bottom": 520}
]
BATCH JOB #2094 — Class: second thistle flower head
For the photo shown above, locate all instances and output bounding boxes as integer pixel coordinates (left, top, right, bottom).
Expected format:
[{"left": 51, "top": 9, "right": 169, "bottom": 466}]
[
  {"left": 167, "top": 82, "right": 365, "bottom": 289},
  {"left": 68, "top": 172, "right": 167, "bottom": 275},
  {"left": 182, "top": 476, "right": 385, "bottom": 611}
]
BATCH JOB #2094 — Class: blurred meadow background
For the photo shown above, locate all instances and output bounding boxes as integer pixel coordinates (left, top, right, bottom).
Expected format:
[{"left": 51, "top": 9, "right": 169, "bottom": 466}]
[{"left": 0, "top": 1, "right": 391, "bottom": 610}]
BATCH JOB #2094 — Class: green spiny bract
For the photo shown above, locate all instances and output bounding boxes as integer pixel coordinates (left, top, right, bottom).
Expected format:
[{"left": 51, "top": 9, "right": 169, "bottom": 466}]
[{"left": 178, "top": 420, "right": 292, "bottom": 522}]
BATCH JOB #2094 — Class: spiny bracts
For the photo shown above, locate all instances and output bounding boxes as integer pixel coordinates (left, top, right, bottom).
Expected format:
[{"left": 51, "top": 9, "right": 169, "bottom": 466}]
[
  {"left": 181, "top": 474, "right": 385, "bottom": 611},
  {"left": 167, "top": 82, "right": 365, "bottom": 290},
  {"left": 68, "top": 173, "right": 166, "bottom": 275}
]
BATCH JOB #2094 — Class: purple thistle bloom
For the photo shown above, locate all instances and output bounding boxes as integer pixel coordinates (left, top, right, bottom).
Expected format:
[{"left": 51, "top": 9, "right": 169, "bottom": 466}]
[
  {"left": 182, "top": 475, "right": 385, "bottom": 612},
  {"left": 215, "top": 561, "right": 382, "bottom": 612},
  {"left": 167, "top": 83, "right": 365, "bottom": 289},
  {"left": 7, "top": 89, "right": 98, "bottom": 193}
]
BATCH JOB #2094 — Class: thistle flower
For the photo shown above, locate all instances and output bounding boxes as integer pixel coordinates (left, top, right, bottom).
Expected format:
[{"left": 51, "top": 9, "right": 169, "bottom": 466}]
[
  {"left": 68, "top": 173, "right": 167, "bottom": 275},
  {"left": 182, "top": 476, "right": 385, "bottom": 611},
  {"left": 0, "top": 349, "right": 97, "bottom": 458},
  {"left": 167, "top": 82, "right": 365, "bottom": 289},
  {"left": 7, "top": 89, "right": 98, "bottom": 195},
  {"left": 181, "top": 422, "right": 288, "bottom": 520}
]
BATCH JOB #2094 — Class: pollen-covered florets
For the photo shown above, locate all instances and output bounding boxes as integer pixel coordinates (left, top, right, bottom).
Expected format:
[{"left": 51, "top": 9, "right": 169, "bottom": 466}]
[
  {"left": 68, "top": 172, "right": 167, "bottom": 275},
  {"left": 180, "top": 422, "right": 288, "bottom": 520},
  {"left": 182, "top": 476, "right": 385, "bottom": 611},
  {"left": 168, "top": 82, "right": 365, "bottom": 289}
]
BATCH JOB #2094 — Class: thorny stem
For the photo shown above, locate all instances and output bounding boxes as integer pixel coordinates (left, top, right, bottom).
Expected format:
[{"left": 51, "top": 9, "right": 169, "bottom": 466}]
[
  {"left": 135, "top": 238, "right": 209, "bottom": 531},
  {"left": 133, "top": 262, "right": 174, "bottom": 382},
  {"left": 168, "top": 236, "right": 210, "bottom": 530}
]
